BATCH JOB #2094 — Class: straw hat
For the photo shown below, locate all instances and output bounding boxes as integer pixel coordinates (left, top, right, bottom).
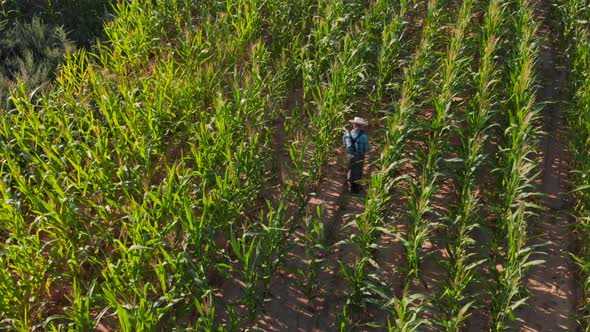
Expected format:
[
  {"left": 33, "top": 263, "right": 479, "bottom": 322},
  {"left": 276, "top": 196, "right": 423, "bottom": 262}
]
[{"left": 349, "top": 117, "right": 368, "bottom": 126}]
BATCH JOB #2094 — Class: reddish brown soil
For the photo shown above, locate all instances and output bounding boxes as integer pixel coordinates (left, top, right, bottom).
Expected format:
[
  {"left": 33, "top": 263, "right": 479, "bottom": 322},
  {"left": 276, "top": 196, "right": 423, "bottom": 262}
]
[{"left": 253, "top": 150, "right": 372, "bottom": 331}]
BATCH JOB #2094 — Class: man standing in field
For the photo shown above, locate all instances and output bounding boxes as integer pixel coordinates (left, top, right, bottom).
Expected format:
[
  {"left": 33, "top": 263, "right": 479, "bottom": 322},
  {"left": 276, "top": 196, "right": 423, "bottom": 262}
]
[{"left": 343, "top": 117, "right": 370, "bottom": 194}]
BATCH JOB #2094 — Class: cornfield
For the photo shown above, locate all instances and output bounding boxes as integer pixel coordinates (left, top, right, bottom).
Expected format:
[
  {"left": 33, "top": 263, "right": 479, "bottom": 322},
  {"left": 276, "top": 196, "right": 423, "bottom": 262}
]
[{"left": 0, "top": 0, "right": 588, "bottom": 330}]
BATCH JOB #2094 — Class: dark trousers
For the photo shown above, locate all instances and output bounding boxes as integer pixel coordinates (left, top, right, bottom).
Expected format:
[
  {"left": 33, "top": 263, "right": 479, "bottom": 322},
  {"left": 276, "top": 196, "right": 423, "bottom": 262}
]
[{"left": 347, "top": 154, "right": 364, "bottom": 193}]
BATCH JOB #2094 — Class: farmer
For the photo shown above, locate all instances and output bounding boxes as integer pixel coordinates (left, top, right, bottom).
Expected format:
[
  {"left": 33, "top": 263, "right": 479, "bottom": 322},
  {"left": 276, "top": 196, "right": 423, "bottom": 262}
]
[{"left": 343, "top": 117, "right": 370, "bottom": 194}]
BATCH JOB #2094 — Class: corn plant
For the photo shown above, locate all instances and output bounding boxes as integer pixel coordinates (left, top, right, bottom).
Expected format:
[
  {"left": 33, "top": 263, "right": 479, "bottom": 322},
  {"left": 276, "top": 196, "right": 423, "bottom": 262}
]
[
  {"left": 224, "top": 0, "right": 264, "bottom": 53},
  {"left": 295, "top": 205, "right": 328, "bottom": 301},
  {"left": 229, "top": 229, "right": 264, "bottom": 321},
  {"left": 66, "top": 279, "right": 100, "bottom": 331},
  {"left": 386, "top": 290, "right": 431, "bottom": 332},
  {"left": 262, "top": 0, "right": 315, "bottom": 54},
  {"left": 337, "top": 256, "right": 390, "bottom": 329}
]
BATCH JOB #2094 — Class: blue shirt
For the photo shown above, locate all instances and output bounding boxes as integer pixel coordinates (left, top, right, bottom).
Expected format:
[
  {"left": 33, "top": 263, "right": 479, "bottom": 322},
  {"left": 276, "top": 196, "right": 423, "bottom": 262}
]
[{"left": 343, "top": 129, "right": 370, "bottom": 155}]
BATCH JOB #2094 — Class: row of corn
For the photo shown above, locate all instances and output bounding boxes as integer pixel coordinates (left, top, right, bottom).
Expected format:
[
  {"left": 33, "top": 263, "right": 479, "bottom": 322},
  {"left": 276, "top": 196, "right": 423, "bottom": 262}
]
[
  {"left": 403, "top": 0, "right": 473, "bottom": 283},
  {"left": 437, "top": 0, "right": 504, "bottom": 329},
  {"left": 557, "top": 0, "right": 590, "bottom": 328},
  {"left": 489, "top": 0, "right": 542, "bottom": 329}
]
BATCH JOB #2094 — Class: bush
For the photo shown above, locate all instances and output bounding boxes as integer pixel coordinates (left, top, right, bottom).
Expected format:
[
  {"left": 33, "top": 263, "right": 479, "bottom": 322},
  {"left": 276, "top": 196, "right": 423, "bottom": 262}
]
[
  {"left": 1, "top": 0, "right": 113, "bottom": 46},
  {"left": 0, "top": 17, "right": 74, "bottom": 109}
]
